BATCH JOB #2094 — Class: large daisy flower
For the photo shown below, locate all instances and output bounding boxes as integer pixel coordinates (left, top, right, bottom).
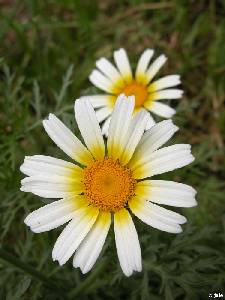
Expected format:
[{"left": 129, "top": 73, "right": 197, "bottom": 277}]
[
  {"left": 20, "top": 94, "right": 196, "bottom": 277},
  {"left": 83, "top": 48, "right": 183, "bottom": 135}
]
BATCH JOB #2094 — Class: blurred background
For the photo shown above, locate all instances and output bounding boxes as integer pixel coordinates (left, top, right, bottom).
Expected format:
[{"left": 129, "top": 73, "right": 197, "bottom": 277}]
[{"left": 0, "top": 1, "right": 225, "bottom": 299}]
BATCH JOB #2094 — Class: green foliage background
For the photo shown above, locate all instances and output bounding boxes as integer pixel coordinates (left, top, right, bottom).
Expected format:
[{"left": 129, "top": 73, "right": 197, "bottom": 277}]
[{"left": 0, "top": 1, "right": 225, "bottom": 299}]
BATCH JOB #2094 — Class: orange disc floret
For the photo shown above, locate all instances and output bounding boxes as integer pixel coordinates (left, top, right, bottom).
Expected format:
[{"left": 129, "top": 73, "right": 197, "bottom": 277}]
[
  {"left": 122, "top": 81, "right": 148, "bottom": 107},
  {"left": 83, "top": 158, "right": 136, "bottom": 212}
]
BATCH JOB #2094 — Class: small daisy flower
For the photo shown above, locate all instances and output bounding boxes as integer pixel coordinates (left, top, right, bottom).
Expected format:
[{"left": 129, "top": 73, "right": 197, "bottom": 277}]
[
  {"left": 83, "top": 48, "right": 183, "bottom": 135},
  {"left": 20, "top": 94, "right": 196, "bottom": 277}
]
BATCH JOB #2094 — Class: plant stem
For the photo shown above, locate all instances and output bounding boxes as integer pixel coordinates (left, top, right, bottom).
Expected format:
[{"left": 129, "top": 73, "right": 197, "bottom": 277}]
[{"left": 0, "top": 248, "right": 67, "bottom": 297}]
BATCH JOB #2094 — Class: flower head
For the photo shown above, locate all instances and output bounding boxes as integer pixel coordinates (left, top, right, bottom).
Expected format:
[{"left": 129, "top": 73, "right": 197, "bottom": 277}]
[
  {"left": 20, "top": 94, "right": 196, "bottom": 277},
  {"left": 83, "top": 48, "right": 183, "bottom": 135}
]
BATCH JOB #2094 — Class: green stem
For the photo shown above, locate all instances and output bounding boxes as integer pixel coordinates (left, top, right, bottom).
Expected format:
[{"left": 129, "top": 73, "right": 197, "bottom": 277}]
[{"left": 0, "top": 248, "right": 67, "bottom": 297}]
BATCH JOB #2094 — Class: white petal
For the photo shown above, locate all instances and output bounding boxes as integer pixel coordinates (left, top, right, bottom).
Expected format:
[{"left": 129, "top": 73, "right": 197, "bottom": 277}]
[
  {"left": 145, "top": 54, "right": 167, "bottom": 84},
  {"left": 129, "top": 120, "right": 178, "bottom": 170},
  {"left": 145, "top": 112, "right": 156, "bottom": 130},
  {"left": 136, "top": 180, "right": 197, "bottom": 207},
  {"left": 146, "top": 102, "right": 176, "bottom": 118},
  {"left": 73, "top": 212, "right": 111, "bottom": 273},
  {"left": 43, "top": 114, "right": 93, "bottom": 166},
  {"left": 96, "top": 57, "right": 124, "bottom": 85},
  {"left": 135, "top": 49, "right": 154, "bottom": 83},
  {"left": 114, "top": 209, "right": 142, "bottom": 277},
  {"left": 114, "top": 48, "right": 132, "bottom": 83},
  {"left": 120, "top": 109, "right": 148, "bottom": 165},
  {"left": 21, "top": 174, "right": 83, "bottom": 198},
  {"left": 80, "top": 95, "right": 115, "bottom": 109},
  {"left": 148, "top": 202, "right": 186, "bottom": 224},
  {"left": 149, "top": 75, "right": 181, "bottom": 91},
  {"left": 75, "top": 98, "right": 105, "bottom": 160},
  {"left": 20, "top": 155, "right": 82, "bottom": 178},
  {"left": 101, "top": 117, "right": 111, "bottom": 137},
  {"left": 131, "top": 144, "right": 195, "bottom": 179},
  {"left": 129, "top": 198, "right": 183, "bottom": 233},
  {"left": 24, "top": 197, "right": 86, "bottom": 233},
  {"left": 89, "top": 70, "right": 115, "bottom": 93},
  {"left": 52, "top": 206, "right": 99, "bottom": 266},
  {"left": 107, "top": 94, "right": 135, "bottom": 161},
  {"left": 147, "top": 89, "right": 183, "bottom": 101},
  {"left": 96, "top": 106, "right": 112, "bottom": 123}
]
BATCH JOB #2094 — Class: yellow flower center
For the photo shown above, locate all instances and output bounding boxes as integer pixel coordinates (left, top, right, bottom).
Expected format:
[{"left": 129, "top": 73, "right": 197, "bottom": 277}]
[
  {"left": 122, "top": 81, "right": 148, "bottom": 107},
  {"left": 83, "top": 158, "right": 136, "bottom": 212}
]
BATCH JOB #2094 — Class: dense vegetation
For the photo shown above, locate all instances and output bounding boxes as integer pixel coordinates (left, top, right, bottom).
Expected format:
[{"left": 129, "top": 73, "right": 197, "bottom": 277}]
[{"left": 0, "top": 1, "right": 224, "bottom": 299}]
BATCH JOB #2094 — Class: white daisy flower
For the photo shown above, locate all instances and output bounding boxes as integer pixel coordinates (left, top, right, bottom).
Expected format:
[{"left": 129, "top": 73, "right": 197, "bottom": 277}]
[
  {"left": 83, "top": 48, "right": 183, "bottom": 134},
  {"left": 20, "top": 94, "right": 196, "bottom": 277}
]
